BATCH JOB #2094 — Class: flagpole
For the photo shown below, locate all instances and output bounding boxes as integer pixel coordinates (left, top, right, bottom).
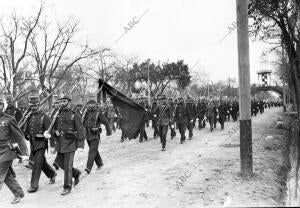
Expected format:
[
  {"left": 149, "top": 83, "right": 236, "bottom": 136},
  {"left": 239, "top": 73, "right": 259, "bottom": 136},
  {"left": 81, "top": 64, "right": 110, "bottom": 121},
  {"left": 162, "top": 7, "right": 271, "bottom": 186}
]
[{"left": 147, "top": 60, "right": 150, "bottom": 106}]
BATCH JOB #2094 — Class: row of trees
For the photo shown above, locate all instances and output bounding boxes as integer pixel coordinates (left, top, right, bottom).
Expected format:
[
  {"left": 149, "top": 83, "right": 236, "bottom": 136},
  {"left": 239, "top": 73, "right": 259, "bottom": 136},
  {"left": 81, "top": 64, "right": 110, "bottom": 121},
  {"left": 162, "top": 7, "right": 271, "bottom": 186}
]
[
  {"left": 248, "top": 0, "right": 300, "bottom": 117},
  {"left": 0, "top": 2, "right": 194, "bottom": 109}
]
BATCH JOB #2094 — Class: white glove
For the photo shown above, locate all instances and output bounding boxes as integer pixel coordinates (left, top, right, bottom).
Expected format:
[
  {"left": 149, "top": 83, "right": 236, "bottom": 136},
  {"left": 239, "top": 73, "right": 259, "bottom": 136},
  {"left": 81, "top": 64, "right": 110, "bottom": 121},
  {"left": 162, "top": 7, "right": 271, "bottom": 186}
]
[
  {"left": 217, "top": 116, "right": 219, "bottom": 119},
  {"left": 19, "top": 155, "right": 29, "bottom": 161},
  {"left": 44, "top": 131, "right": 51, "bottom": 139},
  {"left": 171, "top": 124, "right": 175, "bottom": 128},
  {"left": 153, "top": 114, "right": 157, "bottom": 117}
]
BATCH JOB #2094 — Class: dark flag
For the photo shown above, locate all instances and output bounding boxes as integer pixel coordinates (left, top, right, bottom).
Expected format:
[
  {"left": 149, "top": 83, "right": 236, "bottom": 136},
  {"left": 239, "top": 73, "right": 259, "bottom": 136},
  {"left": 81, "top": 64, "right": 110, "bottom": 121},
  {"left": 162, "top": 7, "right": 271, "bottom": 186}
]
[{"left": 98, "top": 79, "right": 146, "bottom": 139}]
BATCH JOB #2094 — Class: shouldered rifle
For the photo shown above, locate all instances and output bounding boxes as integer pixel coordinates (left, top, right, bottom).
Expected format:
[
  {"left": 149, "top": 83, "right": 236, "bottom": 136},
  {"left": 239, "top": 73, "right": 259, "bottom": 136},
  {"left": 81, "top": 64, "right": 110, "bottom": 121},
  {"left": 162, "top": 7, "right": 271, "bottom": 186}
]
[
  {"left": 47, "top": 106, "right": 62, "bottom": 134},
  {"left": 18, "top": 83, "right": 66, "bottom": 128},
  {"left": 157, "top": 103, "right": 169, "bottom": 122}
]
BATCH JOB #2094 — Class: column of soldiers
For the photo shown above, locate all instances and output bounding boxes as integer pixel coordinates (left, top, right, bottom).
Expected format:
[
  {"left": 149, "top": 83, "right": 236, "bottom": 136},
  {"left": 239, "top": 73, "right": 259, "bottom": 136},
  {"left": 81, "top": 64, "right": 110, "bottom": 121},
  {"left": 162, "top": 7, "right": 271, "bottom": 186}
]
[
  {"left": 0, "top": 91, "right": 113, "bottom": 204},
  {"left": 0, "top": 89, "right": 283, "bottom": 204},
  {"left": 136, "top": 94, "right": 281, "bottom": 151}
]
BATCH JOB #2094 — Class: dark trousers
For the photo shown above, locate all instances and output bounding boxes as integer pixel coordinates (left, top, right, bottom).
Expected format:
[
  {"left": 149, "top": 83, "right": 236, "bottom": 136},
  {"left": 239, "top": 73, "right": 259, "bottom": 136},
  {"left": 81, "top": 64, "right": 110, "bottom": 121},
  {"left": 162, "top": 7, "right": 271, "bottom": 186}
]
[
  {"left": 177, "top": 123, "right": 186, "bottom": 142},
  {"left": 208, "top": 116, "right": 214, "bottom": 131},
  {"left": 219, "top": 116, "right": 225, "bottom": 130},
  {"left": 152, "top": 119, "right": 159, "bottom": 138},
  {"left": 213, "top": 115, "right": 217, "bottom": 128},
  {"left": 159, "top": 125, "right": 168, "bottom": 148},
  {"left": 139, "top": 125, "right": 148, "bottom": 142},
  {"left": 187, "top": 121, "right": 193, "bottom": 138},
  {"left": 86, "top": 139, "right": 103, "bottom": 171},
  {"left": 169, "top": 123, "right": 176, "bottom": 138},
  {"left": 31, "top": 148, "right": 56, "bottom": 189},
  {"left": 55, "top": 152, "right": 80, "bottom": 190},
  {"left": 0, "top": 160, "right": 24, "bottom": 198}
]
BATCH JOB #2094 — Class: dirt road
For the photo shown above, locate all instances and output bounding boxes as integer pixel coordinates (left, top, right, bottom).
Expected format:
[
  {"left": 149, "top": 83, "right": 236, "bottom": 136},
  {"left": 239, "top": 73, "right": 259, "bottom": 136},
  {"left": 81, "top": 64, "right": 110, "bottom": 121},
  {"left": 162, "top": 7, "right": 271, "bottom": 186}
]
[{"left": 0, "top": 107, "right": 286, "bottom": 208}]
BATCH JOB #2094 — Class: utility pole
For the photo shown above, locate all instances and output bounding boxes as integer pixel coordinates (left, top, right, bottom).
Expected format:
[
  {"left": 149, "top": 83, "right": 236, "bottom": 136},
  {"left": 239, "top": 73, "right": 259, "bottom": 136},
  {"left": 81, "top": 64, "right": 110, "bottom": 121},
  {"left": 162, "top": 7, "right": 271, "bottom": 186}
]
[{"left": 236, "top": 0, "right": 253, "bottom": 176}]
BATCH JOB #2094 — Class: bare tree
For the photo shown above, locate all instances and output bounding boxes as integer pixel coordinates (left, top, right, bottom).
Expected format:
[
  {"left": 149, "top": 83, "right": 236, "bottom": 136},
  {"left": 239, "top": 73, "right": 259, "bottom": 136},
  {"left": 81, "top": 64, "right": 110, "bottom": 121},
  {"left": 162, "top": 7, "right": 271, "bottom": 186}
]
[
  {"left": 29, "top": 17, "right": 101, "bottom": 109},
  {"left": 0, "top": 3, "right": 43, "bottom": 96}
]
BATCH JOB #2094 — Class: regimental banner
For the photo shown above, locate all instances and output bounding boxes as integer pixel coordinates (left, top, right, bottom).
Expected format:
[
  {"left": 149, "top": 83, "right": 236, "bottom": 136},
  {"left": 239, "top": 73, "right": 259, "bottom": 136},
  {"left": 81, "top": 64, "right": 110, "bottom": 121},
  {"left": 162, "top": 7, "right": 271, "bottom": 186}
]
[{"left": 98, "top": 79, "right": 146, "bottom": 139}]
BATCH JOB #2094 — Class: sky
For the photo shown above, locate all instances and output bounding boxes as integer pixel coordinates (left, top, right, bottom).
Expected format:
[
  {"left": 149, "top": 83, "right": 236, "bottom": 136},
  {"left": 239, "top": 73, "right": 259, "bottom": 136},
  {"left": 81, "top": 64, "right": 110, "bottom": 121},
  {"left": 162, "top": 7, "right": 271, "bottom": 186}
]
[{"left": 0, "top": 0, "right": 275, "bottom": 85}]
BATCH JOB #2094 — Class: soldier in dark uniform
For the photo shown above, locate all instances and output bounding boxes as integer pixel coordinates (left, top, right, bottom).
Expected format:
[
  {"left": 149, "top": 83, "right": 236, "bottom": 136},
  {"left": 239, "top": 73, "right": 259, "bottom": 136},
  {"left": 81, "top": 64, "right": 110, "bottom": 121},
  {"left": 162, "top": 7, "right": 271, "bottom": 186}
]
[
  {"left": 197, "top": 98, "right": 207, "bottom": 129},
  {"left": 151, "top": 98, "right": 159, "bottom": 139},
  {"left": 206, "top": 99, "right": 215, "bottom": 132},
  {"left": 217, "top": 99, "right": 227, "bottom": 130},
  {"left": 47, "top": 94, "right": 85, "bottom": 195},
  {"left": 174, "top": 97, "right": 187, "bottom": 143},
  {"left": 82, "top": 96, "right": 111, "bottom": 174},
  {"left": 24, "top": 93, "right": 56, "bottom": 193},
  {"left": 231, "top": 100, "right": 239, "bottom": 121},
  {"left": 4, "top": 94, "right": 23, "bottom": 123},
  {"left": 168, "top": 98, "right": 176, "bottom": 139},
  {"left": 0, "top": 94, "right": 29, "bottom": 204},
  {"left": 213, "top": 99, "right": 218, "bottom": 128},
  {"left": 157, "top": 95, "right": 172, "bottom": 151},
  {"left": 186, "top": 97, "right": 194, "bottom": 140}
]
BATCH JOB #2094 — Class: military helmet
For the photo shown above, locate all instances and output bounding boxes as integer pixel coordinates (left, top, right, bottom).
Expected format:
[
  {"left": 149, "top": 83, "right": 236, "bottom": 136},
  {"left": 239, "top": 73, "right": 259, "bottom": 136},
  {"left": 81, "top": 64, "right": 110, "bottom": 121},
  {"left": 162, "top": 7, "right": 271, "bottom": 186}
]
[
  {"left": 59, "top": 92, "right": 71, "bottom": 101},
  {"left": 87, "top": 94, "right": 97, "bottom": 104},
  {"left": 28, "top": 93, "right": 40, "bottom": 105}
]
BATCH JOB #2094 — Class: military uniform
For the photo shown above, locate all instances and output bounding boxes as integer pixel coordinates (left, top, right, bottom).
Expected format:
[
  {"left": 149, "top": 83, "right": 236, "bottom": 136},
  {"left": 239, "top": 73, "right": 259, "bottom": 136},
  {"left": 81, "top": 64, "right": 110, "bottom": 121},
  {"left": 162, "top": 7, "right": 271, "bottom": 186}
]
[
  {"left": 206, "top": 101, "right": 215, "bottom": 132},
  {"left": 151, "top": 100, "right": 159, "bottom": 139},
  {"left": 50, "top": 96, "right": 84, "bottom": 194},
  {"left": 174, "top": 98, "right": 187, "bottom": 143},
  {"left": 24, "top": 103, "right": 56, "bottom": 192},
  {"left": 0, "top": 94, "right": 28, "bottom": 204},
  {"left": 157, "top": 96, "right": 172, "bottom": 150},
  {"left": 168, "top": 99, "right": 176, "bottom": 139},
  {"left": 217, "top": 101, "right": 227, "bottom": 130},
  {"left": 82, "top": 102, "right": 111, "bottom": 173},
  {"left": 186, "top": 98, "right": 194, "bottom": 139},
  {"left": 197, "top": 100, "right": 206, "bottom": 129}
]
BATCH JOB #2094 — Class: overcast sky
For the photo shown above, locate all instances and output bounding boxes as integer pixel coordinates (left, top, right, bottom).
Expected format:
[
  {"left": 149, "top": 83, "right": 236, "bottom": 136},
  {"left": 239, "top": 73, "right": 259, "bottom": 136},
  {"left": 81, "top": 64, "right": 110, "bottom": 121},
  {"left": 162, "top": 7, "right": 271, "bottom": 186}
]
[{"left": 1, "top": 0, "right": 274, "bottom": 84}]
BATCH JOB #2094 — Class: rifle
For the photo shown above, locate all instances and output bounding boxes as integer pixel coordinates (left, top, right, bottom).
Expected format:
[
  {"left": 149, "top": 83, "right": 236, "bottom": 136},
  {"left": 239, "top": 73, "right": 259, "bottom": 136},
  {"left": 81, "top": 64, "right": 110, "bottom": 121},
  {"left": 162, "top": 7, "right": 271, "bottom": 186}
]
[
  {"left": 157, "top": 103, "right": 170, "bottom": 122},
  {"left": 18, "top": 82, "right": 66, "bottom": 128},
  {"left": 47, "top": 106, "right": 62, "bottom": 134}
]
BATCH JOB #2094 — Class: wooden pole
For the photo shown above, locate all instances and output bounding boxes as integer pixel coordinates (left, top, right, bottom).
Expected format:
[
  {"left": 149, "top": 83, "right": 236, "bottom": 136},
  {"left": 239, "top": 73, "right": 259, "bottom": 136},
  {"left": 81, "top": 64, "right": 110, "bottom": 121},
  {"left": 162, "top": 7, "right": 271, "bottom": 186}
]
[{"left": 236, "top": 0, "right": 253, "bottom": 176}]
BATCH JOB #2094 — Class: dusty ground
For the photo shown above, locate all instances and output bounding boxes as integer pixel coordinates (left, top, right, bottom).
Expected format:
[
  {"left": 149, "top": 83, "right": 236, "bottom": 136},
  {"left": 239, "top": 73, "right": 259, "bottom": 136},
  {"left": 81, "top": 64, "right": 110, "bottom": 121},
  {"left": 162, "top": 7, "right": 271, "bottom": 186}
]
[{"left": 0, "top": 107, "right": 288, "bottom": 208}]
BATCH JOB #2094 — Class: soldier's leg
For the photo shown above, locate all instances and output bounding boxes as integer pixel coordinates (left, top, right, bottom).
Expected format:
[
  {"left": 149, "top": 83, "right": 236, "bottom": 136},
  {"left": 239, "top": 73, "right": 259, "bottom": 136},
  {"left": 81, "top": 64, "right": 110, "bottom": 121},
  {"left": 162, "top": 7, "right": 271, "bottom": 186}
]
[
  {"left": 30, "top": 149, "right": 45, "bottom": 190},
  {"left": 188, "top": 121, "right": 193, "bottom": 139},
  {"left": 161, "top": 125, "right": 168, "bottom": 149},
  {"left": 213, "top": 115, "right": 217, "bottom": 128},
  {"left": 41, "top": 154, "right": 56, "bottom": 182},
  {"left": 63, "top": 152, "right": 75, "bottom": 190},
  {"left": 0, "top": 161, "right": 24, "bottom": 198},
  {"left": 209, "top": 117, "right": 213, "bottom": 131},
  {"left": 179, "top": 123, "right": 186, "bottom": 142},
  {"left": 170, "top": 123, "right": 176, "bottom": 138},
  {"left": 154, "top": 120, "right": 159, "bottom": 138},
  {"left": 86, "top": 139, "right": 101, "bottom": 172}
]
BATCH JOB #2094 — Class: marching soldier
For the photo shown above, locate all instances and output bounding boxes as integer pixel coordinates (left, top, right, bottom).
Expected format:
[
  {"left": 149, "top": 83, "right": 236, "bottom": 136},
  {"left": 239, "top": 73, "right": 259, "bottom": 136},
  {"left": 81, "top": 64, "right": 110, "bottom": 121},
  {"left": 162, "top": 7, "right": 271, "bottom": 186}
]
[
  {"left": 151, "top": 98, "right": 160, "bottom": 139},
  {"left": 23, "top": 93, "right": 56, "bottom": 193},
  {"left": 174, "top": 97, "right": 187, "bottom": 143},
  {"left": 105, "top": 98, "right": 116, "bottom": 132},
  {"left": 197, "top": 98, "right": 206, "bottom": 129},
  {"left": 217, "top": 99, "right": 227, "bottom": 130},
  {"left": 206, "top": 99, "right": 215, "bottom": 132},
  {"left": 0, "top": 94, "right": 28, "bottom": 204},
  {"left": 168, "top": 98, "right": 176, "bottom": 139},
  {"left": 82, "top": 97, "right": 111, "bottom": 174},
  {"left": 47, "top": 94, "right": 85, "bottom": 195},
  {"left": 186, "top": 97, "right": 194, "bottom": 140},
  {"left": 5, "top": 94, "right": 23, "bottom": 123},
  {"left": 157, "top": 95, "right": 172, "bottom": 151}
]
